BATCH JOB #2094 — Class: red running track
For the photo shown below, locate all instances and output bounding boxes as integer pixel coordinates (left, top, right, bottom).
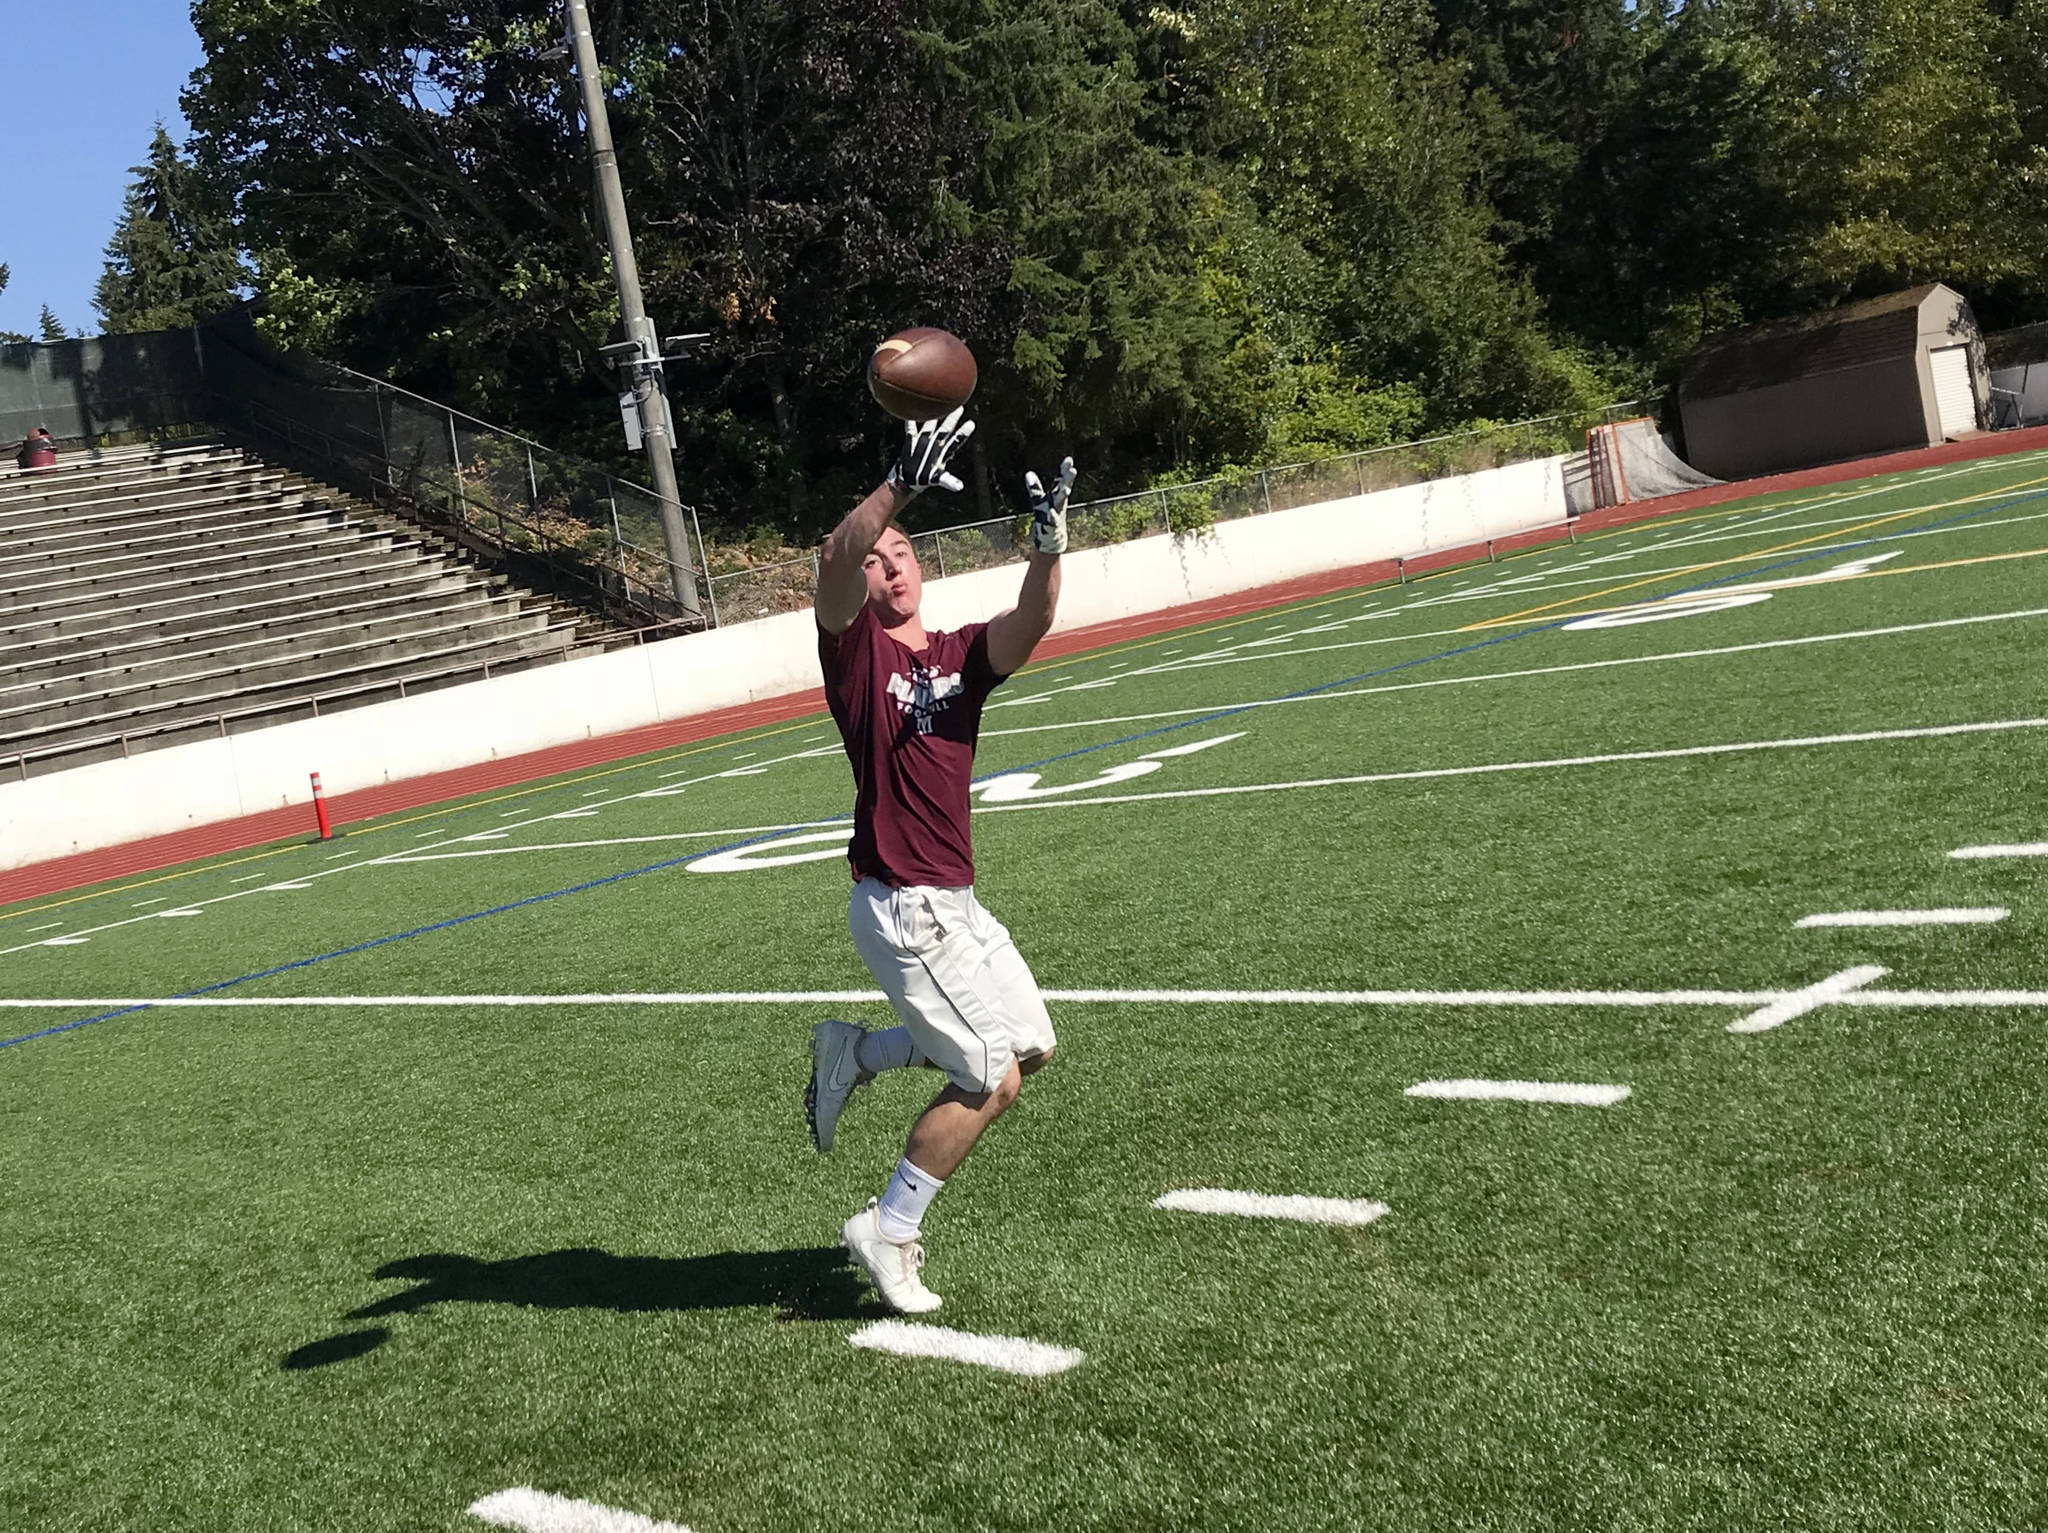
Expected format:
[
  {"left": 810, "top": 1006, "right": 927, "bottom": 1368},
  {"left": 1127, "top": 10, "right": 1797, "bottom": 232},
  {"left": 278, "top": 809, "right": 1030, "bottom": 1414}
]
[{"left": 8, "top": 425, "right": 2046, "bottom": 907}]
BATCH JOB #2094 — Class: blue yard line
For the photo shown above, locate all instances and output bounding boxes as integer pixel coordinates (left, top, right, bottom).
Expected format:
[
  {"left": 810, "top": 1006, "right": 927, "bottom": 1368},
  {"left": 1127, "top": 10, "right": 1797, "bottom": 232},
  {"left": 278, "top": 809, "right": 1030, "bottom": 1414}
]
[{"left": 8, "top": 486, "right": 2039, "bottom": 1052}]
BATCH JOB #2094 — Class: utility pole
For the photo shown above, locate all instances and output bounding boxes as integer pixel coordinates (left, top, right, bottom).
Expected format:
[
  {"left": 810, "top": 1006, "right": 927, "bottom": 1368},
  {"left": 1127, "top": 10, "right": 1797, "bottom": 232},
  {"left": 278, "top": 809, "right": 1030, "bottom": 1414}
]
[{"left": 562, "top": 0, "right": 703, "bottom": 619}]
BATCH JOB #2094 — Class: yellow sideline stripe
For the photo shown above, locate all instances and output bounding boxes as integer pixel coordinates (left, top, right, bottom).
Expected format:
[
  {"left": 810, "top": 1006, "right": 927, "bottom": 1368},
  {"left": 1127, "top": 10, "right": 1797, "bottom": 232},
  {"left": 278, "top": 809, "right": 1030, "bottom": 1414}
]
[{"left": 1459, "top": 473, "right": 2048, "bottom": 632}]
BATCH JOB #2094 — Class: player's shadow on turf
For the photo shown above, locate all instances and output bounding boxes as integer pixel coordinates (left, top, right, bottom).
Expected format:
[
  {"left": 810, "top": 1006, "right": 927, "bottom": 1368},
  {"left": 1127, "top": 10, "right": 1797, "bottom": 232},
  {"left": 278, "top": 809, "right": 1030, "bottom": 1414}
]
[{"left": 283, "top": 1246, "right": 872, "bottom": 1370}]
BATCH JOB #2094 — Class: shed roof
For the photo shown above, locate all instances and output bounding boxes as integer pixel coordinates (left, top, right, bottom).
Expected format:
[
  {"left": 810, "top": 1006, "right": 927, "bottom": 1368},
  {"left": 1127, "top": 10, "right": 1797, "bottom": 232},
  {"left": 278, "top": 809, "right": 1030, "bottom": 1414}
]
[{"left": 1680, "top": 285, "right": 1954, "bottom": 402}]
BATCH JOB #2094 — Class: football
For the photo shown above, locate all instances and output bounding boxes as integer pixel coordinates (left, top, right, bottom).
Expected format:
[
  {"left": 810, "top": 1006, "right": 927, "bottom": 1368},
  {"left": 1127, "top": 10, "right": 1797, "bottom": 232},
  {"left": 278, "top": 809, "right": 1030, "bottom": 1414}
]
[{"left": 868, "top": 327, "right": 978, "bottom": 420}]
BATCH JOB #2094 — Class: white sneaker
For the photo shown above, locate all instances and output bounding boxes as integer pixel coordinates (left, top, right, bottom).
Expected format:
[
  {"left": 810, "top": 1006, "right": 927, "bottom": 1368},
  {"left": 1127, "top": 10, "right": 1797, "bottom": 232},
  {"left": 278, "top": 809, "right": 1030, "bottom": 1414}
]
[
  {"left": 842, "top": 1198, "right": 941, "bottom": 1314},
  {"left": 806, "top": 1019, "right": 867, "bottom": 1152}
]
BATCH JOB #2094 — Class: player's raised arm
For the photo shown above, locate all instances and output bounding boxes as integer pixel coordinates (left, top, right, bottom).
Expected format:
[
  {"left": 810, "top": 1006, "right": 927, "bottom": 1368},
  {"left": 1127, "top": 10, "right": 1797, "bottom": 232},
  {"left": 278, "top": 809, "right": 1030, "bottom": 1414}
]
[
  {"left": 987, "top": 456, "right": 1074, "bottom": 677},
  {"left": 815, "top": 410, "right": 976, "bottom": 635}
]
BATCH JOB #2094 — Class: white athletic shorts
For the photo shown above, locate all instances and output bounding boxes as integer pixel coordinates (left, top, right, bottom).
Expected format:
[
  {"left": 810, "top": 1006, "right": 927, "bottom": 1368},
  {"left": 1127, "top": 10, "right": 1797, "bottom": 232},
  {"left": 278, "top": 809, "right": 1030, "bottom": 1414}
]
[{"left": 847, "top": 877, "right": 1056, "bottom": 1095}]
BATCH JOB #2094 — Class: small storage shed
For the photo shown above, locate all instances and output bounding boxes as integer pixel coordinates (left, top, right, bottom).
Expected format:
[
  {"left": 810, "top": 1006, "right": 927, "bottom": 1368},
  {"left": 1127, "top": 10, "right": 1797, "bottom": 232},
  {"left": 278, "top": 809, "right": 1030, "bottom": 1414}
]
[{"left": 1678, "top": 285, "right": 1987, "bottom": 481}]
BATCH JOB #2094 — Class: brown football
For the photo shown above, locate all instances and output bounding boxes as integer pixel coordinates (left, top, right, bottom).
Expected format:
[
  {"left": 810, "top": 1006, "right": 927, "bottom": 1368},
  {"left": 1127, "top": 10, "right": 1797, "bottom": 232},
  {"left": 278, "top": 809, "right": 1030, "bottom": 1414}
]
[{"left": 868, "top": 327, "right": 978, "bottom": 420}]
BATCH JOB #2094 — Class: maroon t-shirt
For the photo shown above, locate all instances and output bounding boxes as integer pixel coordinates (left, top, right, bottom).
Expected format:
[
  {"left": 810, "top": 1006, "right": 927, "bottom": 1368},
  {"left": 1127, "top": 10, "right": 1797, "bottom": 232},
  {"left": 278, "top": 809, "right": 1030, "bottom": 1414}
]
[{"left": 819, "top": 604, "right": 1008, "bottom": 887}]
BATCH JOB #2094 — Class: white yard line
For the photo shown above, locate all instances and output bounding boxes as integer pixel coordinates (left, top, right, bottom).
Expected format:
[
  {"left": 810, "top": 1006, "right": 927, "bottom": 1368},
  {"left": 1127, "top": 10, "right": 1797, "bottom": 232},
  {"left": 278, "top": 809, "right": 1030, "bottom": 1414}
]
[
  {"left": 1153, "top": 1188, "right": 1390, "bottom": 1225},
  {"left": 263, "top": 882, "right": 314, "bottom": 892},
  {"left": 370, "top": 716, "right": 2048, "bottom": 866},
  {"left": 1951, "top": 843, "right": 2048, "bottom": 859},
  {"left": 1727, "top": 965, "right": 1889, "bottom": 1034},
  {"left": 1404, "top": 1080, "right": 1631, "bottom": 1106},
  {"left": 847, "top": 1321, "right": 1084, "bottom": 1377},
  {"left": 229, "top": 873, "right": 270, "bottom": 885},
  {"left": 130, "top": 897, "right": 166, "bottom": 909},
  {"left": 981, "top": 608, "right": 2048, "bottom": 741},
  {"left": 1134, "top": 595, "right": 2048, "bottom": 682},
  {"left": 975, "top": 718, "right": 2048, "bottom": 815},
  {"left": 380, "top": 818, "right": 848, "bottom": 863},
  {"left": 25, "top": 922, "right": 60, "bottom": 932},
  {"left": 1797, "top": 908, "right": 2007, "bottom": 928},
  {"left": 11, "top": 983, "right": 2048, "bottom": 1011},
  {"left": 0, "top": 853, "right": 386, "bottom": 958},
  {"left": 469, "top": 1487, "right": 693, "bottom": 1533}
]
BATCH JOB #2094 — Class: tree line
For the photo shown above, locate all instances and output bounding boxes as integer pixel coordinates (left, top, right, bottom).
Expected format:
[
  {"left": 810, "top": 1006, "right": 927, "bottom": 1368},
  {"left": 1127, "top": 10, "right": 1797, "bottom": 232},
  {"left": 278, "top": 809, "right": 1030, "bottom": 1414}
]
[{"left": 84, "top": 0, "right": 2048, "bottom": 541}]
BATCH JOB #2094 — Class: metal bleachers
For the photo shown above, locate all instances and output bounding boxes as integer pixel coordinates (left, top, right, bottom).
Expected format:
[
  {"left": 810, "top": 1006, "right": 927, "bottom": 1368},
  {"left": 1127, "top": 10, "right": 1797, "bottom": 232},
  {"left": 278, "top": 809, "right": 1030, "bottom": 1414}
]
[{"left": 0, "top": 441, "right": 628, "bottom": 777}]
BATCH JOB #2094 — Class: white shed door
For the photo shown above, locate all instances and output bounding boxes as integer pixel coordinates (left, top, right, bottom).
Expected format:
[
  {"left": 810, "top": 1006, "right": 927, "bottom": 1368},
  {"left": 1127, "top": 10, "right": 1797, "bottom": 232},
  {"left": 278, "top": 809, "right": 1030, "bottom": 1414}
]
[{"left": 1931, "top": 345, "right": 1977, "bottom": 437}]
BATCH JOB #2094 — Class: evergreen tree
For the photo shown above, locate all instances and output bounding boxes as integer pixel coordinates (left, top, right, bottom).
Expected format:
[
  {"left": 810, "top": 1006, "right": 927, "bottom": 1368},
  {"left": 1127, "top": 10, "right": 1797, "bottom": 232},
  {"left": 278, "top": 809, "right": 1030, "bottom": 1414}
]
[
  {"left": 94, "top": 125, "right": 246, "bottom": 334},
  {"left": 38, "top": 306, "right": 68, "bottom": 342},
  {"left": 0, "top": 265, "right": 25, "bottom": 345}
]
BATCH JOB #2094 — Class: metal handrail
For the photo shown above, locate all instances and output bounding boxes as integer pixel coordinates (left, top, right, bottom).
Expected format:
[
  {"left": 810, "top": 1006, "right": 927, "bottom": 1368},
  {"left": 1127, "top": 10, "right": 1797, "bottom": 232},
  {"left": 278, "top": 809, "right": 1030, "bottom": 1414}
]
[
  {"left": 224, "top": 394, "right": 703, "bottom": 633},
  {"left": 324, "top": 362, "right": 719, "bottom": 624}
]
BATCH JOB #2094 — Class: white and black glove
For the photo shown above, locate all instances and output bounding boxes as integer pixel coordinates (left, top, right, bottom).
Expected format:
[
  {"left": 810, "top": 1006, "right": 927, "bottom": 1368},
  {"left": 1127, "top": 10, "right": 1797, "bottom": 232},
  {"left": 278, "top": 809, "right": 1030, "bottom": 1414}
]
[
  {"left": 1024, "top": 455, "right": 1075, "bottom": 555},
  {"left": 886, "top": 408, "right": 976, "bottom": 496}
]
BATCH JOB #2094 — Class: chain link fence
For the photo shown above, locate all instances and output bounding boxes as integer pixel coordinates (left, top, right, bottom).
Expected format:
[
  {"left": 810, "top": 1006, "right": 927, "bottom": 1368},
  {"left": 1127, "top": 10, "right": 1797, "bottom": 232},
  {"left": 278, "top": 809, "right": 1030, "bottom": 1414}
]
[
  {"left": 708, "top": 403, "right": 1644, "bottom": 622},
  {"left": 197, "top": 313, "right": 714, "bottom": 632}
]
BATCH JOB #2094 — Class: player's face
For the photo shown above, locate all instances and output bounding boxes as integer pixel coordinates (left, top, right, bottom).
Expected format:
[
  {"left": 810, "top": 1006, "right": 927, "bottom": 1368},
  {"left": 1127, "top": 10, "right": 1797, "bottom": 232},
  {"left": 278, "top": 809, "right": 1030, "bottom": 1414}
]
[{"left": 863, "top": 531, "right": 922, "bottom": 622}]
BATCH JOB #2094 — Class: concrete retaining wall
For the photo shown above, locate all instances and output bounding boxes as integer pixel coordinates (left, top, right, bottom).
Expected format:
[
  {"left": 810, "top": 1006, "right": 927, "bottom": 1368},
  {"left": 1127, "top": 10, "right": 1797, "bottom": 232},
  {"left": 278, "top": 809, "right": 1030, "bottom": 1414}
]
[{"left": 0, "top": 453, "right": 1568, "bottom": 869}]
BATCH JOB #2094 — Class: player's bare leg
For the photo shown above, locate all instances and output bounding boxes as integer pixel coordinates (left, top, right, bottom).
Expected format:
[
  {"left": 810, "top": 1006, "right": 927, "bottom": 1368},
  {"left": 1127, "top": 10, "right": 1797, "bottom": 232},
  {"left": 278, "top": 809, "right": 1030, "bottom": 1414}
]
[
  {"left": 902, "top": 1048, "right": 1055, "bottom": 1177},
  {"left": 842, "top": 1051, "right": 1053, "bottom": 1313}
]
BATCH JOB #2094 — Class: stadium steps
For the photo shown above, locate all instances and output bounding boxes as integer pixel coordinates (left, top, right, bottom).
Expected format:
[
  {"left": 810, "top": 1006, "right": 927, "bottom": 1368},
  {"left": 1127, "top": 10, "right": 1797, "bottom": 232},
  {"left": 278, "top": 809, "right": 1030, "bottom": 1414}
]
[
  {"left": 0, "top": 442, "right": 624, "bottom": 774},
  {"left": 0, "top": 617, "right": 589, "bottom": 760},
  {"left": 0, "top": 570, "right": 493, "bottom": 669},
  {"left": 0, "top": 592, "right": 558, "bottom": 697},
  {"left": 0, "top": 605, "right": 564, "bottom": 720}
]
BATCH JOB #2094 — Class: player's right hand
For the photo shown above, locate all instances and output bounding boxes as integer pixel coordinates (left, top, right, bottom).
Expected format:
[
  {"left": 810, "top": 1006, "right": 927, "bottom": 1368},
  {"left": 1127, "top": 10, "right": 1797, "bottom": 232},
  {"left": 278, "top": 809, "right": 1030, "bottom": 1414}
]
[{"left": 886, "top": 408, "right": 976, "bottom": 496}]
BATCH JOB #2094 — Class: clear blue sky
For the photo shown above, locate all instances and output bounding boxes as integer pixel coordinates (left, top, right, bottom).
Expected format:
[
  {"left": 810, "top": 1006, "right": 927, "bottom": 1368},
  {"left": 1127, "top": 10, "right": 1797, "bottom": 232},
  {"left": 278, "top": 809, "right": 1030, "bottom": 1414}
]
[{"left": 0, "top": 4, "right": 208, "bottom": 338}]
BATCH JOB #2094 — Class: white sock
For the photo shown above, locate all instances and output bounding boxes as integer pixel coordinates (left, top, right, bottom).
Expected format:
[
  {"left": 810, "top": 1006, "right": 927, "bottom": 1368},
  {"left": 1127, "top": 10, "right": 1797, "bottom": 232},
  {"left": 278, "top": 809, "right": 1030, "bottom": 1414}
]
[
  {"left": 876, "top": 1157, "right": 944, "bottom": 1242},
  {"left": 856, "top": 1026, "right": 921, "bottom": 1075}
]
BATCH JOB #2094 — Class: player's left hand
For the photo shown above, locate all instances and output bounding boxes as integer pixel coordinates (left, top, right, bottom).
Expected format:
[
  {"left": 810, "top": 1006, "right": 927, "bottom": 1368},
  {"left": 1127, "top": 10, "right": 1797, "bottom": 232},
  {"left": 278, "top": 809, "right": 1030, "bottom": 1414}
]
[{"left": 1025, "top": 456, "right": 1075, "bottom": 556}]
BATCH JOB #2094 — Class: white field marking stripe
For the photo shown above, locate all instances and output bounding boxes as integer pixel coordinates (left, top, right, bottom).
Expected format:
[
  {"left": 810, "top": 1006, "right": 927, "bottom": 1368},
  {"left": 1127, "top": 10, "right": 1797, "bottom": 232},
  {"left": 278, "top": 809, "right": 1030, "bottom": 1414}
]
[
  {"left": 6, "top": 499, "right": 2014, "bottom": 947},
  {"left": 469, "top": 1486, "right": 693, "bottom": 1533},
  {"left": 1179, "top": 502, "right": 1992, "bottom": 630},
  {"left": 975, "top": 718, "right": 2048, "bottom": 814},
  {"left": 1404, "top": 1079, "right": 1631, "bottom": 1106},
  {"left": 1590, "top": 458, "right": 2032, "bottom": 557},
  {"left": 43, "top": 712, "right": 2039, "bottom": 898},
  {"left": 1245, "top": 488, "right": 2048, "bottom": 624},
  {"left": 1140, "top": 591, "right": 2048, "bottom": 682},
  {"left": 1728, "top": 965, "right": 1889, "bottom": 1034},
  {"left": 17, "top": 987, "right": 2048, "bottom": 1021},
  {"left": 0, "top": 850, "right": 389, "bottom": 958},
  {"left": 1951, "top": 843, "right": 2048, "bottom": 859},
  {"left": 21, "top": 986, "right": 2048, "bottom": 1010},
  {"left": 1797, "top": 908, "right": 2007, "bottom": 928},
  {"left": 979, "top": 609, "right": 2048, "bottom": 742},
  {"left": 846, "top": 1321, "right": 1084, "bottom": 1377},
  {"left": 1153, "top": 1188, "right": 1390, "bottom": 1226},
  {"left": 380, "top": 818, "right": 849, "bottom": 862}
]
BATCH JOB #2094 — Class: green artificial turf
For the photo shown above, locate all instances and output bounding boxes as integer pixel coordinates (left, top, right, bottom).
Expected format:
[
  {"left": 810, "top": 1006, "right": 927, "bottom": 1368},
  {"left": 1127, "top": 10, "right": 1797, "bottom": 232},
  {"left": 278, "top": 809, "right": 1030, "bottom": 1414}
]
[{"left": 7, "top": 449, "right": 2048, "bottom": 1530}]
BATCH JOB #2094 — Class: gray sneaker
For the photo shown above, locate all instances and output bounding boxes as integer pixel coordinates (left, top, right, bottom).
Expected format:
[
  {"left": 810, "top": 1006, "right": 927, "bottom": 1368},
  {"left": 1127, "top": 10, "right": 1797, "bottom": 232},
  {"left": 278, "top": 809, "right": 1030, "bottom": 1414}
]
[
  {"left": 842, "top": 1198, "right": 941, "bottom": 1314},
  {"left": 806, "top": 1019, "right": 866, "bottom": 1152}
]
